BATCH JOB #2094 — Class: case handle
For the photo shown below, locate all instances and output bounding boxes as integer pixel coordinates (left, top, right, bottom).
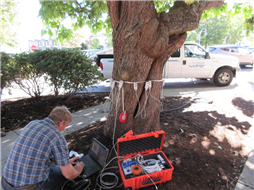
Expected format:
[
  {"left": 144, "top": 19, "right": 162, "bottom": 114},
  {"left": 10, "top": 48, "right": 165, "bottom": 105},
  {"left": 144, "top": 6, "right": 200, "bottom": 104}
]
[
  {"left": 125, "top": 130, "right": 133, "bottom": 139},
  {"left": 142, "top": 177, "right": 161, "bottom": 185},
  {"left": 152, "top": 131, "right": 159, "bottom": 138}
]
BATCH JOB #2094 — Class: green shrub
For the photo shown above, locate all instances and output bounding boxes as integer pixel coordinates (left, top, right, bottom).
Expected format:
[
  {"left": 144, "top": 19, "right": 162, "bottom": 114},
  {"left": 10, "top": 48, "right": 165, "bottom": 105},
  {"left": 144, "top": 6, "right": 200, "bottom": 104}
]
[
  {"left": 35, "top": 48, "right": 103, "bottom": 96},
  {"left": 12, "top": 52, "right": 46, "bottom": 98},
  {"left": 0, "top": 52, "right": 17, "bottom": 100},
  {"left": 0, "top": 52, "right": 18, "bottom": 92},
  {"left": 1, "top": 49, "right": 103, "bottom": 98}
]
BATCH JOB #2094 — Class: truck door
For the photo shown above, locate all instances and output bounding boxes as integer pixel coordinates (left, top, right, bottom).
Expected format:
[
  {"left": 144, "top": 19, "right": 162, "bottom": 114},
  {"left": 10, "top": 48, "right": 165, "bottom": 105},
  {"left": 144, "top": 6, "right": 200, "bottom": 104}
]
[
  {"left": 163, "top": 49, "right": 182, "bottom": 78},
  {"left": 181, "top": 44, "right": 212, "bottom": 78}
]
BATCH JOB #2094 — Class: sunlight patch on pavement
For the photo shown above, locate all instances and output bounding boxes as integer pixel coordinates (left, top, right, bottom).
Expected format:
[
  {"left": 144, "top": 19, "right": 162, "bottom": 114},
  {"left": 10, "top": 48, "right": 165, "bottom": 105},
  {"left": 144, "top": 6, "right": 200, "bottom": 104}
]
[{"left": 100, "top": 117, "right": 107, "bottom": 122}]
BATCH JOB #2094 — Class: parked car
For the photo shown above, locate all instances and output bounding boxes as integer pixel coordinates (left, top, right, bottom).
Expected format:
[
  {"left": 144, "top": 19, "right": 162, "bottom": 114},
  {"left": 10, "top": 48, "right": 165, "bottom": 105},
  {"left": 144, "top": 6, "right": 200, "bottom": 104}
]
[
  {"left": 81, "top": 49, "right": 101, "bottom": 58},
  {"left": 208, "top": 45, "right": 254, "bottom": 66},
  {"left": 244, "top": 46, "right": 254, "bottom": 53}
]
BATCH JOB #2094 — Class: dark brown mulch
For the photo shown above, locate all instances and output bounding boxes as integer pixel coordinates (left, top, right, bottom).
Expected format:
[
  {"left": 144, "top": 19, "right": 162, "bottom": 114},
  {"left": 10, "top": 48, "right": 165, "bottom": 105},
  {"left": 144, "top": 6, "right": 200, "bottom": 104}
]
[
  {"left": 1, "top": 92, "right": 109, "bottom": 132},
  {"left": 2, "top": 93, "right": 253, "bottom": 190}
]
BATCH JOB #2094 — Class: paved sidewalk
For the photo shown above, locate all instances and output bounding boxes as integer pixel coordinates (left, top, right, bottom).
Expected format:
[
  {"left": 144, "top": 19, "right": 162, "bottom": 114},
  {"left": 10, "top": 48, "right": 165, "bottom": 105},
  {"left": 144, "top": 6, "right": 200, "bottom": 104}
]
[{"left": 234, "top": 150, "right": 254, "bottom": 190}]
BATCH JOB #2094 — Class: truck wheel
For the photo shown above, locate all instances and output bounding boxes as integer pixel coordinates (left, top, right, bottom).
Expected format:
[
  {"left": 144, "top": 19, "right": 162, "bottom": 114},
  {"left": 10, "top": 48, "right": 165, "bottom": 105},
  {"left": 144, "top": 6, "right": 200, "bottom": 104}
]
[{"left": 214, "top": 69, "right": 233, "bottom": 86}]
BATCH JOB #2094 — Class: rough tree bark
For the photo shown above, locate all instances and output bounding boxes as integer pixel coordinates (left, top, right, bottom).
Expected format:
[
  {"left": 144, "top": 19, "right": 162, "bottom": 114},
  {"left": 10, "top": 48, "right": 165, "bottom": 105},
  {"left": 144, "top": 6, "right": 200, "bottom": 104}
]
[{"left": 104, "top": 1, "right": 224, "bottom": 139}]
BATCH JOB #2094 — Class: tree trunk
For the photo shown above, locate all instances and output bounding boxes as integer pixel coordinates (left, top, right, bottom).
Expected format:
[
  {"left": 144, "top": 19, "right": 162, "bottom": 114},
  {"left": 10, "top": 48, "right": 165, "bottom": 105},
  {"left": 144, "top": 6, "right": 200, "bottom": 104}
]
[{"left": 104, "top": 1, "right": 224, "bottom": 139}]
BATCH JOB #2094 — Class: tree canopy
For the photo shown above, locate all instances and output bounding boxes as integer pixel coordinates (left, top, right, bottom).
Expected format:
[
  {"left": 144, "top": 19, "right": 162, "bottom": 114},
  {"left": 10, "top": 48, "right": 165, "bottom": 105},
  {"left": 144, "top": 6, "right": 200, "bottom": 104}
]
[
  {"left": 0, "top": 0, "right": 20, "bottom": 47},
  {"left": 39, "top": 0, "right": 253, "bottom": 44}
]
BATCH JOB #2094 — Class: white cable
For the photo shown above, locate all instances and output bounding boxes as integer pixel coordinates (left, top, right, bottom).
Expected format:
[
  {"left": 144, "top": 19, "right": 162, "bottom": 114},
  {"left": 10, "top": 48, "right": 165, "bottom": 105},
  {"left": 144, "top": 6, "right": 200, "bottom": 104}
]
[
  {"left": 112, "top": 85, "right": 121, "bottom": 155},
  {"left": 98, "top": 172, "right": 119, "bottom": 189},
  {"left": 104, "top": 78, "right": 116, "bottom": 116},
  {"left": 121, "top": 85, "right": 125, "bottom": 112},
  {"left": 135, "top": 155, "right": 159, "bottom": 190},
  {"left": 134, "top": 81, "right": 149, "bottom": 118},
  {"left": 105, "top": 79, "right": 165, "bottom": 120},
  {"left": 141, "top": 82, "right": 150, "bottom": 119},
  {"left": 148, "top": 81, "right": 164, "bottom": 111},
  {"left": 143, "top": 170, "right": 158, "bottom": 190},
  {"left": 162, "top": 97, "right": 212, "bottom": 112},
  {"left": 142, "top": 88, "right": 149, "bottom": 119},
  {"left": 134, "top": 82, "right": 141, "bottom": 118},
  {"left": 106, "top": 134, "right": 126, "bottom": 163},
  {"left": 95, "top": 156, "right": 125, "bottom": 190}
]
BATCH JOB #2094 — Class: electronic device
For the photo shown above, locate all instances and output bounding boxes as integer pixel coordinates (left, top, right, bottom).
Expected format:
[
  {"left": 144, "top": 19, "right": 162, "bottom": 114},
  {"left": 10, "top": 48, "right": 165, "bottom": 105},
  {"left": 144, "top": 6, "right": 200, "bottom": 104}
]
[
  {"left": 77, "top": 138, "right": 109, "bottom": 178},
  {"left": 117, "top": 130, "right": 174, "bottom": 190},
  {"left": 122, "top": 159, "right": 137, "bottom": 175}
]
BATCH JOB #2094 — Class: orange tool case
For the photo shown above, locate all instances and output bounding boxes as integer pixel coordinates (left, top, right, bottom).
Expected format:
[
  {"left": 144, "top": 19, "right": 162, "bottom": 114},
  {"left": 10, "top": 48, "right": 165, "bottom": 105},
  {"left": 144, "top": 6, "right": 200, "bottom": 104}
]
[{"left": 117, "top": 130, "right": 174, "bottom": 190}]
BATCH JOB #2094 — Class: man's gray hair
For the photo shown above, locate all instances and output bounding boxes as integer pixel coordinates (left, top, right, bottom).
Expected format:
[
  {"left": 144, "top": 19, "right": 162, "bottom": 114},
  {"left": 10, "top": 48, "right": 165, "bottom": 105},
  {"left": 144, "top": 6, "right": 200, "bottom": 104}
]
[{"left": 48, "top": 106, "right": 72, "bottom": 124}]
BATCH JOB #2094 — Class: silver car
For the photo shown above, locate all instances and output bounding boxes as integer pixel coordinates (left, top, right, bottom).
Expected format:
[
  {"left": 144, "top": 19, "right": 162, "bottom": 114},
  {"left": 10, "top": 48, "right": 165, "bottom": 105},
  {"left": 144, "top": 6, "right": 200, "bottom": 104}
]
[{"left": 208, "top": 45, "right": 254, "bottom": 66}]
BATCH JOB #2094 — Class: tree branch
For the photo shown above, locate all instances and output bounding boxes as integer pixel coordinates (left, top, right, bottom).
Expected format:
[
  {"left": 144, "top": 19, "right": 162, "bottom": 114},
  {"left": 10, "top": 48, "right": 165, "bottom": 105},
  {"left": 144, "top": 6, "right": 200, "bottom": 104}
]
[
  {"left": 160, "top": 0, "right": 224, "bottom": 36},
  {"left": 107, "top": 1, "right": 120, "bottom": 30},
  {"left": 198, "top": 0, "right": 225, "bottom": 10}
]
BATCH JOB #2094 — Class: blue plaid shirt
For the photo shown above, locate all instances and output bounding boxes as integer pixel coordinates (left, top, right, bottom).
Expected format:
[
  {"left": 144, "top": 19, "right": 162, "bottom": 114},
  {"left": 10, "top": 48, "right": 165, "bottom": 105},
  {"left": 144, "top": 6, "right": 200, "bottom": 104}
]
[{"left": 3, "top": 118, "right": 70, "bottom": 187}]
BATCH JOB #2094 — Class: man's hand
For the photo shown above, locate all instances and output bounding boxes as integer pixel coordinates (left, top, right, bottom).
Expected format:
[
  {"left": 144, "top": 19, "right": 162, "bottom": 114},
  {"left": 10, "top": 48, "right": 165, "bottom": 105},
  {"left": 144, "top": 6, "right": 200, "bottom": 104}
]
[
  {"left": 69, "top": 156, "right": 85, "bottom": 174},
  {"left": 74, "top": 161, "right": 85, "bottom": 174},
  {"left": 60, "top": 161, "right": 85, "bottom": 180},
  {"left": 69, "top": 156, "right": 80, "bottom": 165}
]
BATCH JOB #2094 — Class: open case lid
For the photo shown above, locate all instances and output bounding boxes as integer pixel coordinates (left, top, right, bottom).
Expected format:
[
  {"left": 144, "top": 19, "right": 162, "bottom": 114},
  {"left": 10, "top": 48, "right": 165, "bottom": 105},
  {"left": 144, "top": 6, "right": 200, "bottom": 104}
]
[{"left": 117, "top": 130, "right": 165, "bottom": 157}]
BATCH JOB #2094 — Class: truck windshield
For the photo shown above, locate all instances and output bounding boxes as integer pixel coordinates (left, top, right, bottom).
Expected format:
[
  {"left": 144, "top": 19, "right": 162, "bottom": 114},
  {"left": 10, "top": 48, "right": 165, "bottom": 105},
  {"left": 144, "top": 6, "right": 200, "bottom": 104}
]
[{"left": 184, "top": 44, "right": 206, "bottom": 58}]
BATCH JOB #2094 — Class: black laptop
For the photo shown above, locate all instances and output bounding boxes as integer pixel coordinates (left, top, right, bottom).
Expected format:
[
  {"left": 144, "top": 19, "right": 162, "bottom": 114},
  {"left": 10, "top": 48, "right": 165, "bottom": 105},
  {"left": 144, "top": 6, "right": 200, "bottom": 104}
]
[{"left": 78, "top": 138, "right": 109, "bottom": 178}]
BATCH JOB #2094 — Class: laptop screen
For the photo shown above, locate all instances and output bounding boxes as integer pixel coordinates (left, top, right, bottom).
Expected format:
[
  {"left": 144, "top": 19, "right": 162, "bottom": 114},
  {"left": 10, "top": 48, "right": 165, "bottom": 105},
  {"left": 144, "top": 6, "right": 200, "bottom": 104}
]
[{"left": 89, "top": 138, "right": 109, "bottom": 167}]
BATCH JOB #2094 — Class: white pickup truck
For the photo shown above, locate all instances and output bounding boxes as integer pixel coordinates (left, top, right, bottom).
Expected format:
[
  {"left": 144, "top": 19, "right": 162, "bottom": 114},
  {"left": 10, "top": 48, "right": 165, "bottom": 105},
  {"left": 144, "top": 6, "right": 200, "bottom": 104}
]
[{"left": 96, "top": 42, "right": 241, "bottom": 86}]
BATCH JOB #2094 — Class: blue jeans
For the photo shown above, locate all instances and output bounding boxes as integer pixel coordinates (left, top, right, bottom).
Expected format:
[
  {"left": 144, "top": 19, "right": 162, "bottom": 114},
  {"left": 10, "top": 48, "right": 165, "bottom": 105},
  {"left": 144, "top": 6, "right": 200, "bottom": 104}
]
[{"left": 2, "top": 166, "right": 67, "bottom": 190}]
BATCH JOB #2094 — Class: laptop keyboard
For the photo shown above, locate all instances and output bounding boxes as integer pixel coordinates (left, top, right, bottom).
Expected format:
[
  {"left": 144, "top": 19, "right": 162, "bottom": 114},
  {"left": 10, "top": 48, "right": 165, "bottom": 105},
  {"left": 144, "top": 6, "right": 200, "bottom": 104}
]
[{"left": 81, "top": 156, "right": 101, "bottom": 176}]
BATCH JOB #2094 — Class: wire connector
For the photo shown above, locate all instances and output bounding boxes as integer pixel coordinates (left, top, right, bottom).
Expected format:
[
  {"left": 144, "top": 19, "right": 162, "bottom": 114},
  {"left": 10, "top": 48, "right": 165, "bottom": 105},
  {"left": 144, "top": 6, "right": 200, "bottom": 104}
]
[
  {"left": 134, "top": 82, "right": 138, "bottom": 91},
  {"left": 119, "top": 80, "right": 124, "bottom": 89},
  {"left": 110, "top": 79, "right": 116, "bottom": 89},
  {"left": 162, "top": 79, "right": 165, "bottom": 87},
  {"left": 145, "top": 81, "right": 152, "bottom": 90}
]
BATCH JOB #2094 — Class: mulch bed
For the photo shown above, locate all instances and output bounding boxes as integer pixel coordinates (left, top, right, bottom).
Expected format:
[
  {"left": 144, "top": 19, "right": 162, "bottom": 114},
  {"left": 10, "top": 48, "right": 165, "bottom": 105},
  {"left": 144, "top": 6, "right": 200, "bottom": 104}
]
[{"left": 2, "top": 93, "right": 253, "bottom": 190}]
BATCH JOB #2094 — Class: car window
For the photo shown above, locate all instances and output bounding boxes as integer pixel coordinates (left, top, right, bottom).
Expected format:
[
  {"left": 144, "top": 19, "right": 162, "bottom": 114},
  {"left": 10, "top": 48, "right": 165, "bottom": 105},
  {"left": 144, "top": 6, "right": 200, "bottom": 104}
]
[
  {"left": 230, "top": 47, "right": 239, "bottom": 53},
  {"left": 171, "top": 49, "right": 180, "bottom": 57},
  {"left": 220, "top": 48, "right": 230, "bottom": 52},
  {"left": 208, "top": 47, "right": 216, "bottom": 52}
]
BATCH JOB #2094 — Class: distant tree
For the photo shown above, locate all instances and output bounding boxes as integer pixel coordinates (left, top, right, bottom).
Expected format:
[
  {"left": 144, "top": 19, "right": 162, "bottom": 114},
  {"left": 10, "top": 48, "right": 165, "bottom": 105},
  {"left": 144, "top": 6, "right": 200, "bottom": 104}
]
[
  {"left": 187, "top": 14, "right": 244, "bottom": 47},
  {"left": 244, "top": 15, "right": 254, "bottom": 36},
  {"left": 64, "top": 29, "right": 86, "bottom": 49},
  {"left": 231, "top": 2, "right": 254, "bottom": 36},
  {"left": 81, "top": 43, "right": 88, "bottom": 50},
  {"left": 0, "top": 0, "right": 20, "bottom": 47},
  {"left": 90, "top": 38, "right": 103, "bottom": 49}
]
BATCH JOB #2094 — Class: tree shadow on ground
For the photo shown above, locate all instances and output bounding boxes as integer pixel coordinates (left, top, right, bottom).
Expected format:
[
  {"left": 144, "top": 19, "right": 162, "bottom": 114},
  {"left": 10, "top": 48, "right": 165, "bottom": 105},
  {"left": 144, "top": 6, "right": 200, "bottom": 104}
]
[{"left": 66, "top": 96, "right": 252, "bottom": 190}]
